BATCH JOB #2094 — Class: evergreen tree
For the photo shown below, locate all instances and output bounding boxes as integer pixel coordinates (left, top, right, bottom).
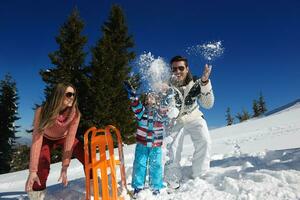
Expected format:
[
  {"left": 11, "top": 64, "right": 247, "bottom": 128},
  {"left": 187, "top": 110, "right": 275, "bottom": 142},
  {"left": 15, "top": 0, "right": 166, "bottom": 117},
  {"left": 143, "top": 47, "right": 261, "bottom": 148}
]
[
  {"left": 252, "top": 100, "right": 260, "bottom": 117},
  {"left": 236, "top": 112, "right": 242, "bottom": 122},
  {"left": 0, "top": 74, "right": 20, "bottom": 174},
  {"left": 236, "top": 109, "right": 250, "bottom": 122},
  {"left": 258, "top": 92, "right": 267, "bottom": 115},
  {"left": 225, "top": 107, "right": 234, "bottom": 126},
  {"left": 89, "top": 4, "right": 136, "bottom": 144},
  {"left": 39, "top": 8, "right": 91, "bottom": 139},
  {"left": 242, "top": 109, "right": 251, "bottom": 121},
  {"left": 10, "top": 144, "right": 30, "bottom": 172}
]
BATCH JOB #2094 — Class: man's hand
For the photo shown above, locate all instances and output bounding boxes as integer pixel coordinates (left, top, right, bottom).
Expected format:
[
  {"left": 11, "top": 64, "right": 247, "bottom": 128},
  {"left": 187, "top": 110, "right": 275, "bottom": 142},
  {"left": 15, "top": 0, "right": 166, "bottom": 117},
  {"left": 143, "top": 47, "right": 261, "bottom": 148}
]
[
  {"left": 58, "top": 167, "right": 68, "bottom": 186},
  {"left": 25, "top": 172, "right": 41, "bottom": 192},
  {"left": 201, "top": 64, "right": 212, "bottom": 83}
]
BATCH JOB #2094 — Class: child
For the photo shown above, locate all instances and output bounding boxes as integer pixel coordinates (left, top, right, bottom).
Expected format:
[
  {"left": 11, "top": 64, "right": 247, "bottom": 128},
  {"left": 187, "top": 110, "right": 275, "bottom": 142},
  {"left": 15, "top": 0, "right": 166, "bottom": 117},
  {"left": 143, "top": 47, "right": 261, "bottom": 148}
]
[{"left": 124, "top": 81, "right": 167, "bottom": 196}]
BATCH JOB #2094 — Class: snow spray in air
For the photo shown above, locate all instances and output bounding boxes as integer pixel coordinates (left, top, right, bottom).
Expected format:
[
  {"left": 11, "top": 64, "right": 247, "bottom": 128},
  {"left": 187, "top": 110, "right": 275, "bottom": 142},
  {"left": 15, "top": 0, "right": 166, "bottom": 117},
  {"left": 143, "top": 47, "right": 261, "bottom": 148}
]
[
  {"left": 186, "top": 41, "right": 224, "bottom": 64},
  {"left": 134, "top": 52, "right": 179, "bottom": 119},
  {"left": 136, "top": 52, "right": 171, "bottom": 93}
]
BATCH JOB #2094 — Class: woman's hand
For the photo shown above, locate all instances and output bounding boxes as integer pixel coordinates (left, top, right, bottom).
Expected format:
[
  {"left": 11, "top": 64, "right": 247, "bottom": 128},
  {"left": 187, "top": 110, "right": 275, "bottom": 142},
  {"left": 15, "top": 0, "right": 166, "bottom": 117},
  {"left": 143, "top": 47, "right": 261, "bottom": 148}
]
[
  {"left": 201, "top": 64, "right": 212, "bottom": 83},
  {"left": 25, "top": 172, "right": 41, "bottom": 192},
  {"left": 58, "top": 167, "right": 68, "bottom": 186}
]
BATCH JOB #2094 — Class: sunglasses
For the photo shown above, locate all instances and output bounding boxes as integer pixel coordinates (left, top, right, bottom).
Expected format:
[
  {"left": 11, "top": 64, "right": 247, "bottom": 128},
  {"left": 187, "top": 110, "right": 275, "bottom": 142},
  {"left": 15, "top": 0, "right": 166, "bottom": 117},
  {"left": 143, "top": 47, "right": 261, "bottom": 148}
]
[
  {"left": 172, "top": 66, "right": 186, "bottom": 72},
  {"left": 65, "top": 92, "right": 76, "bottom": 98}
]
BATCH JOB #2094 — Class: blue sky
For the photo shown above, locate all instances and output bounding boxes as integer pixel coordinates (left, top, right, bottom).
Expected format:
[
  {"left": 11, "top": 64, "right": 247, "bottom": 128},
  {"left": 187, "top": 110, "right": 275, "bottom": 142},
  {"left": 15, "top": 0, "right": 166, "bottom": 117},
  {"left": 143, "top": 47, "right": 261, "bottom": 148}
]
[{"left": 0, "top": 0, "right": 299, "bottom": 132}]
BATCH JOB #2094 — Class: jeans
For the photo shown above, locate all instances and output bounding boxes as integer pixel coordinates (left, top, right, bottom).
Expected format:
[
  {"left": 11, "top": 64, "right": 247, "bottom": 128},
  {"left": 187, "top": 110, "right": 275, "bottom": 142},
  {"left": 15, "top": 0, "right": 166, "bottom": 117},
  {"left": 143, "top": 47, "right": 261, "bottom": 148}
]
[
  {"left": 32, "top": 137, "right": 85, "bottom": 191},
  {"left": 131, "top": 143, "right": 163, "bottom": 190}
]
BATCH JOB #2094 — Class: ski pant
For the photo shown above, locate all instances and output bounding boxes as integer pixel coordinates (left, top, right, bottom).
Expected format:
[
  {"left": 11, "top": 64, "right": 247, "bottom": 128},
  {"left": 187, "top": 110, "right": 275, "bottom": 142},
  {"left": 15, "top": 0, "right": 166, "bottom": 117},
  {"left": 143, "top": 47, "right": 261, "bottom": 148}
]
[
  {"left": 33, "top": 137, "right": 85, "bottom": 191},
  {"left": 164, "top": 110, "right": 211, "bottom": 184},
  {"left": 131, "top": 143, "right": 163, "bottom": 190}
]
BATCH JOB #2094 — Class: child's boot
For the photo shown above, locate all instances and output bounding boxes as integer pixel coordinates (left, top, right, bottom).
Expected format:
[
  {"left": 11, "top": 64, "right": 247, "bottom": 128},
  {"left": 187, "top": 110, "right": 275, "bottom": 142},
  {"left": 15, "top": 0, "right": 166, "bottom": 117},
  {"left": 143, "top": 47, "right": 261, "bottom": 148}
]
[
  {"left": 133, "top": 188, "right": 143, "bottom": 199},
  {"left": 152, "top": 189, "right": 160, "bottom": 195}
]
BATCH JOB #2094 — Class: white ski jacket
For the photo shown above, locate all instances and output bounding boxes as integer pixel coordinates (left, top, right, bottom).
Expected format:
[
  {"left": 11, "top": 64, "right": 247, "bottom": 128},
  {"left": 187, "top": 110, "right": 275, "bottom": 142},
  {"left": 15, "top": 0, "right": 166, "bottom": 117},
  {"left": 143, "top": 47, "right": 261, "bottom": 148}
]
[{"left": 172, "top": 79, "right": 214, "bottom": 119}]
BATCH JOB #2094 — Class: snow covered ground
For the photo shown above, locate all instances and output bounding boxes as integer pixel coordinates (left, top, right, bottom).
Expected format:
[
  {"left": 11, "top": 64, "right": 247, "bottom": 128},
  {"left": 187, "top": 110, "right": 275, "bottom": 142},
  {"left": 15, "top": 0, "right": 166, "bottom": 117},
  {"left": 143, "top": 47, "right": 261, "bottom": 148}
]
[{"left": 1, "top": 103, "right": 300, "bottom": 200}]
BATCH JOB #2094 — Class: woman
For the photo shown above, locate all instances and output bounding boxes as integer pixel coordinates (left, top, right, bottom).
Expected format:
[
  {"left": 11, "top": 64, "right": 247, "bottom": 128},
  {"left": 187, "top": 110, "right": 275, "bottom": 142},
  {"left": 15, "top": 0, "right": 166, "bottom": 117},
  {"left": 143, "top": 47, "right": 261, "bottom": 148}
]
[
  {"left": 25, "top": 83, "right": 83, "bottom": 199},
  {"left": 164, "top": 55, "right": 214, "bottom": 190}
]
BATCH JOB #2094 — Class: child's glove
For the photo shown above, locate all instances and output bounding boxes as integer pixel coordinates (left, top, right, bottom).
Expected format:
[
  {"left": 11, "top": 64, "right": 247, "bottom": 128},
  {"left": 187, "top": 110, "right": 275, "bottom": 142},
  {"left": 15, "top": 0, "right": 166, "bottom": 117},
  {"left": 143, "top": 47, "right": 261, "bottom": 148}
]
[{"left": 123, "top": 80, "right": 136, "bottom": 97}]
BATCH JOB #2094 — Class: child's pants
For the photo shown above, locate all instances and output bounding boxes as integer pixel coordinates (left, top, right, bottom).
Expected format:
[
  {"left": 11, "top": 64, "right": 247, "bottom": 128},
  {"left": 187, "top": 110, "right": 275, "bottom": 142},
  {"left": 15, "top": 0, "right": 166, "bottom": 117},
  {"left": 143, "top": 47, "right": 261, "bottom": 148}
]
[
  {"left": 33, "top": 137, "right": 85, "bottom": 191},
  {"left": 131, "top": 143, "right": 163, "bottom": 190}
]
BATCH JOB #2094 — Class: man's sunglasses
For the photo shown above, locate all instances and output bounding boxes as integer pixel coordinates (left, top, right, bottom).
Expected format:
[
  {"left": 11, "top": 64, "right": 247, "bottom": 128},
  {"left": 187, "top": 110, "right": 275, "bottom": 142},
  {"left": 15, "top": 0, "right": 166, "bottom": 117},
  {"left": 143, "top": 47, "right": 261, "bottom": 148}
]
[
  {"left": 172, "top": 66, "right": 186, "bottom": 72},
  {"left": 65, "top": 92, "right": 76, "bottom": 98}
]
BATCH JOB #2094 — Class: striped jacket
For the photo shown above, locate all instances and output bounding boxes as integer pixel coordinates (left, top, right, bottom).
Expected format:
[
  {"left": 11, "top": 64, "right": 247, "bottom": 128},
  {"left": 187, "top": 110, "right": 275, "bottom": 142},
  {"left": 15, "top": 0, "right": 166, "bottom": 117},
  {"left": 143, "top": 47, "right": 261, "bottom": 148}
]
[{"left": 130, "top": 97, "right": 167, "bottom": 147}]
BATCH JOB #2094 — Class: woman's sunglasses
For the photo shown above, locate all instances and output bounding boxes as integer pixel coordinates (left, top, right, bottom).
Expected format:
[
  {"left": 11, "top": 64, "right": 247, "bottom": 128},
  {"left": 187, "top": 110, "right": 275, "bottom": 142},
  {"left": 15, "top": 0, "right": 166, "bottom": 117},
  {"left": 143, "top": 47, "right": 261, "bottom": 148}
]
[
  {"left": 172, "top": 66, "right": 186, "bottom": 72},
  {"left": 65, "top": 92, "right": 76, "bottom": 98}
]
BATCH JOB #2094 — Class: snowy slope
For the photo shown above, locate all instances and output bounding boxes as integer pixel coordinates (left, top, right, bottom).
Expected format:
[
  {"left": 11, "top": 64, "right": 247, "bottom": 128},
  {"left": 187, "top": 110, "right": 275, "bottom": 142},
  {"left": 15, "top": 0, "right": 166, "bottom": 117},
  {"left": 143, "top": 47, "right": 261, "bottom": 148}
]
[
  {"left": 1, "top": 105, "right": 300, "bottom": 200},
  {"left": 265, "top": 99, "right": 300, "bottom": 116}
]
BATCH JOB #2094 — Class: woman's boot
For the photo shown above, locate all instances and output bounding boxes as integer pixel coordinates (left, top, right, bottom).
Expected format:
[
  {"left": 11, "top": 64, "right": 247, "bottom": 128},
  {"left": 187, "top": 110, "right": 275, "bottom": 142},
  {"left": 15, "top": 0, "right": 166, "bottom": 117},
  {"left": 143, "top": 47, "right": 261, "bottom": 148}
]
[{"left": 27, "top": 190, "right": 46, "bottom": 200}]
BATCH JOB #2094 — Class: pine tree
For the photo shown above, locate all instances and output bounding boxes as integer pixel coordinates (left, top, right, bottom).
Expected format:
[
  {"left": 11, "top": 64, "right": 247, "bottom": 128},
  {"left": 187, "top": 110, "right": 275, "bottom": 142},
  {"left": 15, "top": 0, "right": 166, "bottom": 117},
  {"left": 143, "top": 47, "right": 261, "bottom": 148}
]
[
  {"left": 39, "top": 8, "right": 91, "bottom": 139},
  {"left": 225, "top": 107, "right": 234, "bottom": 126},
  {"left": 252, "top": 100, "right": 260, "bottom": 117},
  {"left": 242, "top": 109, "right": 250, "bottom": 121},
  {"left": 10, "top": 144, "right": 30, "bottom": 172},
  {"left": 236, "top": 109, "right": 250, "bottom": 123},
  {"left": 236, "top": 112, "right": 243, "bottom": 122},
  {"left": 258, "top": 92, "right": 267, "bottom": 115},
  {"left": 89, "top": 4, "right": 136, "bottom": 143},
  {"left": 0, "top": 74, "right": 20, "bottom": 174}
]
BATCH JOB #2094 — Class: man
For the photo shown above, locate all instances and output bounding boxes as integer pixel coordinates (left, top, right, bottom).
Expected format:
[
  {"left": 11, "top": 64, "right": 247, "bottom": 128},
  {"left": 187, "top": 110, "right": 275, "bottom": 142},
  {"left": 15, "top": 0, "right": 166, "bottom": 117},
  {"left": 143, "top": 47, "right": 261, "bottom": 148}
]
[{"left": 164, "top": 55, "right": 214, "bottom": 189}]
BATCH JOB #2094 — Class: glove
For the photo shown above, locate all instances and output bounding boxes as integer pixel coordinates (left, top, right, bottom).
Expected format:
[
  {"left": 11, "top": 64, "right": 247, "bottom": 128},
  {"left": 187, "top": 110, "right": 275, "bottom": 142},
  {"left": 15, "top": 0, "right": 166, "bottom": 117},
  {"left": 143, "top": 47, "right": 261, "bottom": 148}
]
[{"left": 123, "top": 80, "right": 136, "bottom": 97}]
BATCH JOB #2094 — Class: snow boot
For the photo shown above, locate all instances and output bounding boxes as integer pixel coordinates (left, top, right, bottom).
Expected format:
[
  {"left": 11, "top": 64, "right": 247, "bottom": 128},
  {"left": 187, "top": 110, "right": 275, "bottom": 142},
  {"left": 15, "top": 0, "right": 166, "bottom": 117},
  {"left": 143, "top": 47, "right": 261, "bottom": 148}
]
[
  {"left": 27, "top": 190, "right": 46, "bottom": 200},
  {"left": 166, "top": 181, "right": 180, "bottom": 194},
  {"left": 152, "top": 189, "right": 160, "bottom": 196},
  {"left": 168, "top": 180, "right": 180, "bottom": 190},
  {"left": 133, "top": 188, "right": 143, "bottom": 199}
]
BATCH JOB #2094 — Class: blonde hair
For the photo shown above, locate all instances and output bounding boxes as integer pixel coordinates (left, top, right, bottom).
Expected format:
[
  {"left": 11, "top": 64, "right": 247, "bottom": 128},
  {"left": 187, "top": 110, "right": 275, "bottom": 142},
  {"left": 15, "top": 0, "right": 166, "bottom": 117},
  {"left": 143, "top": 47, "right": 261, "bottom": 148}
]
[{"left": 38, "top": 83, "right": 79, "bottom": 132}]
